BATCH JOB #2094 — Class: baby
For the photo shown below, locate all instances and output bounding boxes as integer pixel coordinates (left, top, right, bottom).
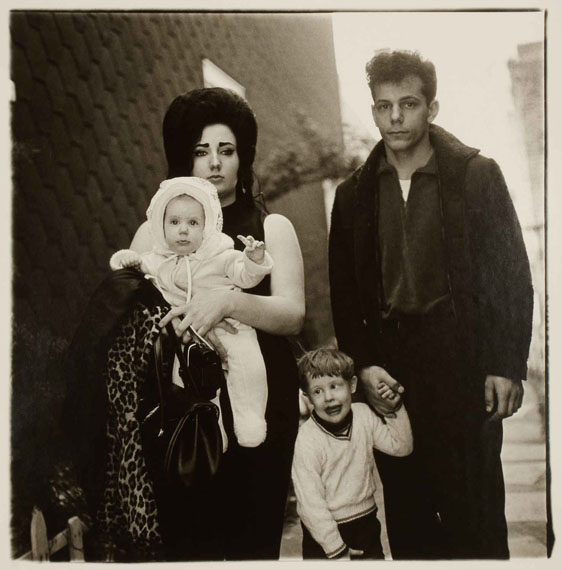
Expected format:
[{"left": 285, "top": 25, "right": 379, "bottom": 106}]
[{"left": 110, "top": 176, "right": 273, "bottom": 448}]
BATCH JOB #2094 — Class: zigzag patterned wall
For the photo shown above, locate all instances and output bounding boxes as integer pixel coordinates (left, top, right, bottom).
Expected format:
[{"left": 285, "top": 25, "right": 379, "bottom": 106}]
[
  {"left": 11, "top": 11, "right": 342, "bottom": 344},
  {"left": 11, "top": 11, "right": 343, "bottom": 552}
]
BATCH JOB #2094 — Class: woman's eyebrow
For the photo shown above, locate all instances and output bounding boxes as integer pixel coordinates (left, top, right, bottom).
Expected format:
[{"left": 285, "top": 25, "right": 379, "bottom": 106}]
[{"left": 195, "top": 141, "right": 235, "bottom": 147}]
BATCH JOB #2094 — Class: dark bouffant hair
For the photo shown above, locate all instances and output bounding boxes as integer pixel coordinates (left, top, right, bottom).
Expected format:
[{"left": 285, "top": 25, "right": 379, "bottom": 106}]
[
  {"left": 297, "top": 348, "right": 355, "bottom": 393},
  {"left": 162, "top": 87, "right": 258, "bottom": 208},
  {"left": 366, "top": 49, "right": 437, "bottom": 104}
]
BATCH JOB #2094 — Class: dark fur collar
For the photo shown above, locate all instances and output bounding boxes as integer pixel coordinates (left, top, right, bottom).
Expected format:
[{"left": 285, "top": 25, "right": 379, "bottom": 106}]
[{"left": 355, "top": 123, "right": 480, "bottom": 188}]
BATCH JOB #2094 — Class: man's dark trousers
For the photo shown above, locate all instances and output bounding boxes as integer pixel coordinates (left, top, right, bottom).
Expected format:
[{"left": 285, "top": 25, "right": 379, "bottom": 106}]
[{"left": 373, "top": 304, "right": 509, "bottom": 559}]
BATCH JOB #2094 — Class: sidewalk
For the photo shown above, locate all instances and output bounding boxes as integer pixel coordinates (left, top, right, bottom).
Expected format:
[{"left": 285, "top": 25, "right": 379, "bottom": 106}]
[
  {"left": 502, "top": 380, "right": 547, "bottom": 557},
  {"left": 280, "top": 382, "right": 548, "bottom": 559}
]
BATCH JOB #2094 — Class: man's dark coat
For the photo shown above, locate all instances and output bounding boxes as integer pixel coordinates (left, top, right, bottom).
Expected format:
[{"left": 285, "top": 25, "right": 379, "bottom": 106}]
[{"left": 329, "top": 124, "right": 533, "bottom": 384}]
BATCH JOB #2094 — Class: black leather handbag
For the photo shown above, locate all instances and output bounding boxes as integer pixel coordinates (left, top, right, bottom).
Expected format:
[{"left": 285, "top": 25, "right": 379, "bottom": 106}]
[{"left": 141, "top": 323, "right": 225, "bottom": 489}]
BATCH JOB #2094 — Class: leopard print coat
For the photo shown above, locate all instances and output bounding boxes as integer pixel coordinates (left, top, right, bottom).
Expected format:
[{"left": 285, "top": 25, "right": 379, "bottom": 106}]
[{"left": 96, "top": 303, "right": 167, "bottom": 560}]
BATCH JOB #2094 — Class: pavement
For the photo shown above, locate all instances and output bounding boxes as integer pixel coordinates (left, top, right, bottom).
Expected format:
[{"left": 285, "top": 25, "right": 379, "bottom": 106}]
[
  {"left": 502, "top": 380, "right": 548, "bottom": 558},
  {"left": 280, "top": 381, "right": 548, "bottom": 559}
]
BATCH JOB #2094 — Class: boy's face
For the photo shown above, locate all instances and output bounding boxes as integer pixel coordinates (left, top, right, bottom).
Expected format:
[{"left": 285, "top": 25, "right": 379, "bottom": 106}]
[
  {"left": 304, "top": 374, "right": 357, "bottom": 424},
  {"left": 371, "top": 74, "right": 439, "bottom": 155},
  {"left": 164, "top": 195, "right": 205, "bottom": 255}
]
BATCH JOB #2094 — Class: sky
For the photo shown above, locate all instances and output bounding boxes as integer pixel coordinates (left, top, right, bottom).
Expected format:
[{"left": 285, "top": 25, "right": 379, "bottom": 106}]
[
  {"left": 331, "top": 10, "right": 544, "bottom": 226},
  {"left": 332, "top": 11, "right": 544, "bottom": 139}
]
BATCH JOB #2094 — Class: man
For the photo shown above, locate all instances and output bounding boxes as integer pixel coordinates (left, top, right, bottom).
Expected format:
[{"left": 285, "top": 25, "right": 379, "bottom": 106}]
[{"left": 329, "top": 50, "right": 533, "bottom": 559}]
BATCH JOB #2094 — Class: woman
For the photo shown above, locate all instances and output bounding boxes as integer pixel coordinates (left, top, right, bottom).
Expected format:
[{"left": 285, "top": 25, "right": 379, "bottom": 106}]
[{"left": 130, "top": 87, "right": 305, "bottom": 560}]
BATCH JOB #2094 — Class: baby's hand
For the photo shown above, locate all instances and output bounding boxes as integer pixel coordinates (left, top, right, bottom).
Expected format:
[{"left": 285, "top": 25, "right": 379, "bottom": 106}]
[
  {"left": 110, "top": 249, "right": 144, "bottom": 271},
  {"left": 376, "top": 380, "right": 402, "bottom": 402},
  {"left": 238, "top": 234, "right": 266, "bottom": 264},
  {"left": 119, "top": 251, "right": 143, "bottom": 269}
]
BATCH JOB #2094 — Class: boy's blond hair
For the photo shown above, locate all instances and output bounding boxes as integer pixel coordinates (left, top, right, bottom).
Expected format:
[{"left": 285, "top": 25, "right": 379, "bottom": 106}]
[{"left": 297, "top": 347, "right": 355, "bottom": 393}]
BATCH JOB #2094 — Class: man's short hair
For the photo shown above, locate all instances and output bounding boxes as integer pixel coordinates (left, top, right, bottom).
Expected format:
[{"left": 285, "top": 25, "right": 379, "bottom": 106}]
[
  {"left": 297, "top": 348, "right": 355, "bottom": 392},
  {"left": 366, "top": 49, "right": 437, "bottom": 104}
]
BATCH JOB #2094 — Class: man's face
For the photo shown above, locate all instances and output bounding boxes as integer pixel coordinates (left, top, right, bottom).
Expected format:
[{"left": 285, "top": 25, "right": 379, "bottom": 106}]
[{"left": 371, "top": 75, "right": 438, "bottom": 155}]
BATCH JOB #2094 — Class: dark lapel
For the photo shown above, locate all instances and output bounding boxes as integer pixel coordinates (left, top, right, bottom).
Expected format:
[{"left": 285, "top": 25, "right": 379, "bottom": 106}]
[
  {"left": 429, "top": 125, "right": 479, "bottom": 303},
  {"left": 352, "top": 140, "right": 386, "bottom": 320},
  {"left": 351, "top": 125, "right": 479, "bottom": 323}
]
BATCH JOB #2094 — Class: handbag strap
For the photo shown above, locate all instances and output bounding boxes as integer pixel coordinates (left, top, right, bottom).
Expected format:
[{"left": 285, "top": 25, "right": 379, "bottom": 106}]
[
  {"left": 153, "top": 332, "right": 168, "bottom": 433},
  {"left": 164, "top": 323, "right": 201, "bottom": 397},
  {"left": 152, "top": 324, "right": 199, "bottom": 430},
  {"left": 153, "top": 323, "right": 221, "bottom": 426}
]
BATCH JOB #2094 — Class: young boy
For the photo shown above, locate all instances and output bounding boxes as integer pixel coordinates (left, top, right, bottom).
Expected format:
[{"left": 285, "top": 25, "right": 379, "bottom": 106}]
[{"left": 291, "top": 348, "right": 413, "bottom": 559}]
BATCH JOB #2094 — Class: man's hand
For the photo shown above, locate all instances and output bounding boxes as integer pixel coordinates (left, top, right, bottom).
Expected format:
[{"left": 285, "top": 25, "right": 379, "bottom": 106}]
[
  {"left": 485, "top": 375, "right": 524, "bottom": 421},
  {"left": 359, "top": 365, "right": 404, "bottom": 415}
]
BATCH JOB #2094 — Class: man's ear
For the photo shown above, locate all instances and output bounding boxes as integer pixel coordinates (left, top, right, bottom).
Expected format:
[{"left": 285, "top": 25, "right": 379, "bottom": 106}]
[
  {"left": 350, "top": 375, "right": 358, "bottom": 394},
  {"left": 428, "top": 99, "right": 439, "bottom": 124}
]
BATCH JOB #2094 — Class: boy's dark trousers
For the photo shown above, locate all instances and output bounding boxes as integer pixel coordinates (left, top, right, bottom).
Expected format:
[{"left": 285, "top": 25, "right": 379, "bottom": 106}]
[
  {"left": 372, "top": 307, "right": 509, "bottom": 559},
  {"left": 301, "top": 509, "right": 385, "bottom": 559}
]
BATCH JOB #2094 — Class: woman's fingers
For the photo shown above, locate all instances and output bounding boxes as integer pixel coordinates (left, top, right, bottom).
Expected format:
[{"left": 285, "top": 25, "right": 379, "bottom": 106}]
[
  {"left": 159, "top": 305, "right": 188, "bottom": 328},
  {"left": 194, "top": 321, "right": 211, "bottom": 338},
  {"left": 181, "top": 329, "right": 192, "bottom": 345},
  {"left": 160, "top": 291, "right": 233, "bottom": 339},
  {"left": 214, "top": 319, "right": 238, "bottom": 335},
  {"left": 205, "top": 330, "right": 228, "bottom": 362}
]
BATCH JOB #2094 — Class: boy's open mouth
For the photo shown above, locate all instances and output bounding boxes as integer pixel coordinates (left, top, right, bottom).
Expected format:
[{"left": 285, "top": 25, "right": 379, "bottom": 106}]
[{"left": 325, "top": 405, "right": 342, "bottom": 416}]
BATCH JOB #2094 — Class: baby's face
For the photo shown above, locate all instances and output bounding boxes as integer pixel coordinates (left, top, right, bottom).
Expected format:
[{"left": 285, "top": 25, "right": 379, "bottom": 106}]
[
  {"left": 304, "top": 374, "right": 357, "bottom": 424},
  {"left": 163, "top": 195, "right": 205, "bottom": 255}
]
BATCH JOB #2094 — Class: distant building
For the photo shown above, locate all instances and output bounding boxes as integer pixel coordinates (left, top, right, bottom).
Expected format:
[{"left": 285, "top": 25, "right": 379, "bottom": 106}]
[
  {"left": 508, "top": 41, "right": 545, "bottom": 406},
  {"left": 508, "top": 42, "right": 544, "bottom": 226}
]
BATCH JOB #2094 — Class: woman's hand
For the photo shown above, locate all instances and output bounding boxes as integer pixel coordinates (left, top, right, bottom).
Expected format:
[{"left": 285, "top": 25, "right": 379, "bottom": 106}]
[
  {"left": 159, "top": 305, "right": 236, "bottom": 362},
  {"left": 159, "top": 289, "right": 237, "bottom": 338},
  {"left": 204, "top": 329, "right": 228, "bottom": 363}
]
